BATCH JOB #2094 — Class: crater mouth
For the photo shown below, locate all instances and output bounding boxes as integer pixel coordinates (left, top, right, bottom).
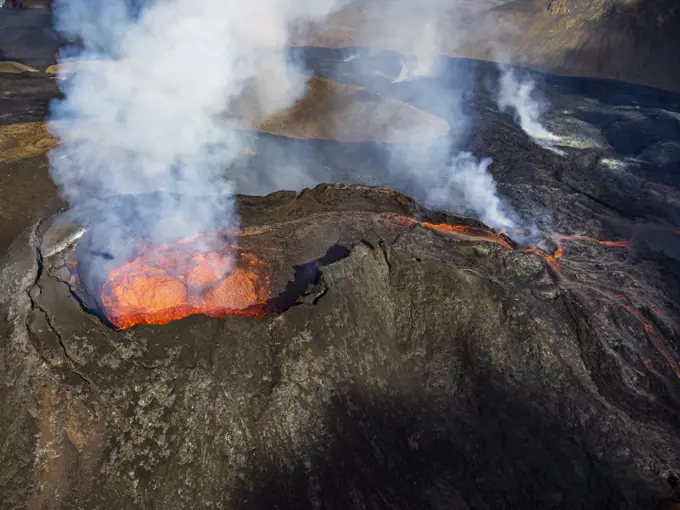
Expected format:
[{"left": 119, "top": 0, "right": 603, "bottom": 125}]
[
  {"left": 45, "top": 223, "right": 350, "bottom": 330},
  {"left": 36, "top": 188, "right": 518, "bottom": 331}
]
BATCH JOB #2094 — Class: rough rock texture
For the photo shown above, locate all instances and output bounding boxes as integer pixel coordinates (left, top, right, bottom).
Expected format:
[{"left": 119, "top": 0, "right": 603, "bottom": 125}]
[
  {"left": 293, "top": 0, "right": 680, "bottom": 94},
  {"left": 0, "top": 183, "right": 678, "bottom": 509},
  {"left": 2, "top": 43, "right": 680, "bottom": 509}
]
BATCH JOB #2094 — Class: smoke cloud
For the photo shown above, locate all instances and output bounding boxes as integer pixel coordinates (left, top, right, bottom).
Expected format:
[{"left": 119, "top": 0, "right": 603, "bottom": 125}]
[
  {"left": 48, "top": 0, "right": 558, "bottom": 258},
  {"left": 496, "top": 64, "right": 562, "bottom": 150},
  {"left": 343, "top": 1, "right": 520, "bottom": 231},
  {"left": 48, "top": 0, "right": 344, "bottom": 259}
]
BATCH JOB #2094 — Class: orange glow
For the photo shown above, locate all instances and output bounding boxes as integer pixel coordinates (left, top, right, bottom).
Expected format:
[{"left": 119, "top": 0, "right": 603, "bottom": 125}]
[
  {"left": 557, "top": 234, "right": 637, "bottom": 248},
  {"left": 524, "top": 246, "right": 563, "bottom": 279},
  {"left": 389, "top": 217, "right": 679, "bottom": 379},
  {"left": 617, "top": 295, "right": 680, "bottom": 381},
  {"left": 99, "top": 234, "right": 271, "bottom": 329},
  {"left": 91, "top": 217, "right": 519, "bottom": 330},
  {"left": 392, "top": 216, "right": 513, "bottom": 249}
]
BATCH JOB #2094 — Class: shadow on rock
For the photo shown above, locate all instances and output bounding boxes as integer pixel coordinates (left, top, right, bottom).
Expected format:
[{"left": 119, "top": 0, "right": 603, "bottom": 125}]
[{"left": 231, "top": 368, "right": 664, "bottom": 510}]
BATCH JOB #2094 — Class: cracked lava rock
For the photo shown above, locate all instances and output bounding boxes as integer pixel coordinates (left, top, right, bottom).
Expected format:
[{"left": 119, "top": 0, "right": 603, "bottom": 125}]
[{"left": 1, "top": 183, "right": 679, "bottom": 509}]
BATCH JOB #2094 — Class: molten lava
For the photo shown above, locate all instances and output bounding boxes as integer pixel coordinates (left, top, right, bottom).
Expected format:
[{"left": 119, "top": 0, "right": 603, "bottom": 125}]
[
  {"left": 391, "top": 216, "right": 513, "bottom": 249},
  {"left": 557, "top": 234, "right": 638, "bottom": 248},
  {"left": 618, "top": 295, "right": 680, "bottom": 381},
  {"left": 99, "top": 233, "right": 271, "bottom": 329},
  {"left": 391, "top": 216, "right": 680, "bottom": 380},
  {"left": 524, "top": 246, "right": 563, "bottom": 279}
]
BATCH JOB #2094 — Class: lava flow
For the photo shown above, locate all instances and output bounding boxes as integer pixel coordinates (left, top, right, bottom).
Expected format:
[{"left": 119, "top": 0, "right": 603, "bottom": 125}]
[
  {"left": 98, "top": 233, "right": 272, "bottom": 329},
  {"left": 556, "top": 234, "right": 638, "bottom": 248},
  {"left": 392, "top": 216, "right": 680, "bottom": 380},
  {"left": 524, "top": 245, "right": 563, "bottom": 278},
  {"left": 618, "top": 295, "right": 680, "bottom": 381},
  {"left": 391, "top": 215, "right": 513, "bottom": 249}
]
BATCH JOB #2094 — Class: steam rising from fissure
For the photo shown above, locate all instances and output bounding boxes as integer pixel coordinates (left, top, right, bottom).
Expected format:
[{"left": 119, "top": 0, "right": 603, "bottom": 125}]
[
  {"left": 496, "top": 65, "right": 562, "bottom": 151},
  {"left": 48, "top": 0, "right": 344, "bottom": 257},
  {"left": 345, "top": 1, "right": 523, "bottom": 231}
]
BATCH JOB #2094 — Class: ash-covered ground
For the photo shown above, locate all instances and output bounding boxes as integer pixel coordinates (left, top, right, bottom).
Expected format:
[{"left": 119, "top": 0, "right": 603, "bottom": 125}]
[{"left": 1, "top": 47, "right": 680, "bottom": 509}]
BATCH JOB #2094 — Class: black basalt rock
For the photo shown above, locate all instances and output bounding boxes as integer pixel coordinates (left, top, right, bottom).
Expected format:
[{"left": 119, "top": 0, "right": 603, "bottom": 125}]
[{"left": 0, "top": 184, "right": 678, "bottom": 509}]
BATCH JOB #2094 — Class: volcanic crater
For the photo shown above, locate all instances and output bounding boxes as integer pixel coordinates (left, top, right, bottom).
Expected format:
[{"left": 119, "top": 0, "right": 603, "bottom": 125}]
[{"left": 36, "top": 185, "right": 501, "bottom": 330}]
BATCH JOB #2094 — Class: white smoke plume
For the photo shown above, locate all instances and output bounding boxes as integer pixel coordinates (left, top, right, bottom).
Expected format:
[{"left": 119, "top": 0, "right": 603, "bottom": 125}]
[
  {"left": 386, "top": 140, "right": 517, "bottom": 229},
  {"left": 343, "top": 1, "right": 520, "bottom": 231},
  {"left": 48, "top": 0, "right": 344, "bottom": 258},
  {"left": 47, "top": 0, "right": 552, "bottom": 254},
  {"left": 496, "top": 65, "right": 562, "bottom": 148}
]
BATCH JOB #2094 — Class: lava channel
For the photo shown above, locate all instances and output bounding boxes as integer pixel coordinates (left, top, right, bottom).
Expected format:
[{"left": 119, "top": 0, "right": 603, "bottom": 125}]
[
  {"left": 98, "top": 233, "right": 272, "bottom": 329},
  {"left": 390, "top": 215, "right": 513, "bottom": 249}
]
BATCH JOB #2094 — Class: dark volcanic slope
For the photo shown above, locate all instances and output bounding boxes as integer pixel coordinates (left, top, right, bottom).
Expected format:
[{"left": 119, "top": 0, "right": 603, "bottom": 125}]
[
  {"left": 1, "top": 48, "right": 680, "bottom": 509},
  {"left": 0, "top": 7, "right": 59, "bottom": 70},
  {"left": 0, "top": 184, "right": 679, "bottom": 509}
]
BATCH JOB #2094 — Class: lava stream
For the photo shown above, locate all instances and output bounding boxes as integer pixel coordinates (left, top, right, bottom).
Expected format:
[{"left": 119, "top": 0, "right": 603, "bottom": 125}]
[
  {"left": 617, "top": 295, "right": 680, "bottom": 381},
  {"left": 524, "top": 246, "right": 563, "bottom": 279},
  {"left": 556, "top": 234, "right": 638, "bottom": 248},
  {"left": 400, "top": 217, "right": 680, "bottom": 381},
  {"left": 391, "top": 216, "right": 513, "bottom": 249}
]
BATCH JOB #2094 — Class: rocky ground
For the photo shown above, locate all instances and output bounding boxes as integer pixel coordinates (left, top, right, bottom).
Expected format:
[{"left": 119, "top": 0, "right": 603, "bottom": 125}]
[{"left": 1, "top": 11, "right": 680, "bottom": 510}]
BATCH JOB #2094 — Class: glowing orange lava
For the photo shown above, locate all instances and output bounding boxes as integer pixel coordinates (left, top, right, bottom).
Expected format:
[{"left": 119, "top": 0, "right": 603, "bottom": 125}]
[
  {"left": 392, "top": 216, "right": 513, "bottom": 249},
  {"left": 524, "top": 246, "right": 563, "bottom": 279},
  {"left": 618, "top": 295, "right": 680, "bottom": 381},
  {"left": 390, "top": 217, "right": 680, "bottom": 380},
  {"left": 527, "top": 233, "right": 642, "bottom": 279},
  {"left": 99, "top": 233, "right": 271, "bottom": 329},
  {"left": 558, "top": 234, "right": 638, "bottom": 248}
]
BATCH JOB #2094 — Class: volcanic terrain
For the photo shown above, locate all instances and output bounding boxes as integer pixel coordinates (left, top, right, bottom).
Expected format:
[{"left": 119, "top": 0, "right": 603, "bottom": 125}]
[
  {"left": 1, "top": 8, "right": 680, "bottom": 510},
  {"left": 2, "top": 180, "right": 680, "bottom": 509},
  {"left": 3, "top": 0, "right": 679, "bottom": 92},
  {"left": 295, "top": 0, "right": 680, "bottom": 94}
]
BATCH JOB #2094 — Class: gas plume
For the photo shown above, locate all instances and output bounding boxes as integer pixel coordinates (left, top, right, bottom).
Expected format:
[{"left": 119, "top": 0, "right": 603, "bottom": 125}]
[
  {"left": 48, "top": 0, "right": 556, "bottom": 250},
  {"left": 496, "top": 64, "right": 561, "bottom": 148},
  {"left": 348, "top": 1, "right": 521, "bottom": 231},
  {"left": 48, "top": 0, "right": 344, "bottom": 260},
  {"left": 320, "top": 2, "right": 560, "bottom": 233}
]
